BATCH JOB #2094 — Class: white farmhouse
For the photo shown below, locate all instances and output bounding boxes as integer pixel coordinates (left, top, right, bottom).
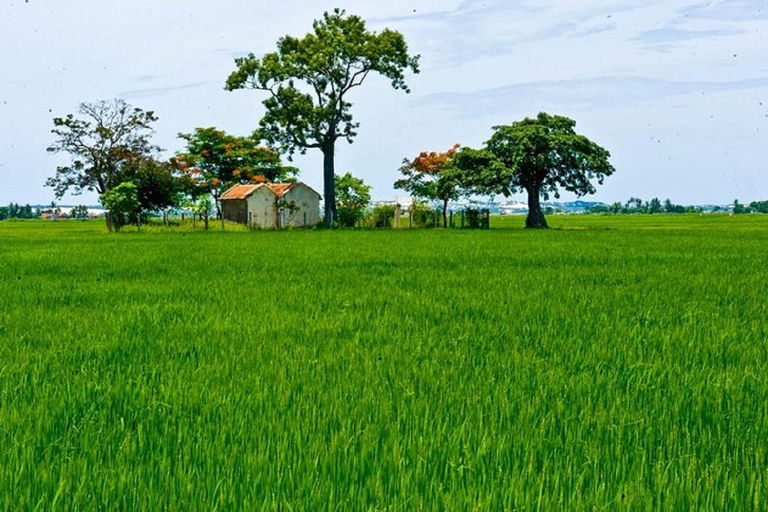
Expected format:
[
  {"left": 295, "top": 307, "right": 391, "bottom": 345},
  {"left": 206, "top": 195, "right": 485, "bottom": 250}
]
[{"left": 220, "top": 182, "right": 321, "bottom": 228}]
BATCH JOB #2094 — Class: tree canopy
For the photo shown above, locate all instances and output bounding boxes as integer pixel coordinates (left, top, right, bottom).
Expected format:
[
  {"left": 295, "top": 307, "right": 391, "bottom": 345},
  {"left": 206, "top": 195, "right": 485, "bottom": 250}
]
[
  {"left": 175, "top": 127, "right": 295, "bottom": 217},
  {"left": 395, "top": 144, "right": 463, "bottom": 228},
  {"left": 335, "top": 172, "right": 371, "bottom": 227},
  {"left": 46, "top": 99, "right": 159, "bottom": 198},
  {"left": 225, "top": 9, "right": 420, "bottom": 226},
  {"left": 456, "top": 113, "right": 616, "bottom": 228},
  {"left": 100, "top": 182, "right": 139, "bottom": 232}
]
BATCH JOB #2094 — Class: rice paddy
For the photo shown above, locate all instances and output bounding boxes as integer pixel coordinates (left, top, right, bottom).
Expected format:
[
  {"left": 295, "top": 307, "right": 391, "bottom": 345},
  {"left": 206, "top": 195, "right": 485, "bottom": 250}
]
[{"left": 0, "top": 214, "right": 766, "bottom": 509}]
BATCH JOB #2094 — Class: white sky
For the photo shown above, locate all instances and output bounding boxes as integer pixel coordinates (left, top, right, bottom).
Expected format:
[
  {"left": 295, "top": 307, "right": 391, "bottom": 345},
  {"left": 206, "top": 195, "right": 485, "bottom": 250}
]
[{"left": 1, "top": 0, "right": 767, "bottom": 205}]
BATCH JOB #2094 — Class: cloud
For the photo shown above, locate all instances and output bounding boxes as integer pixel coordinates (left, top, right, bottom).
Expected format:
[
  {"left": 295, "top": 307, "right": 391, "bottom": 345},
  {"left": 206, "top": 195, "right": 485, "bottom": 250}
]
[
  {"left": 636, "top": 26, "right": 744, "bottom": 44},
  {"left": 681, "top": 0, "right": 768, "bottom": 22},
  {"left": 118, "top": 81, "right": 211, "bottom": 99},
  {"left": 375, "top": 1, "right": 647, "bottom": 69},
  {"left": 417, "top": 76, "right": 768, "bottom": 117}
]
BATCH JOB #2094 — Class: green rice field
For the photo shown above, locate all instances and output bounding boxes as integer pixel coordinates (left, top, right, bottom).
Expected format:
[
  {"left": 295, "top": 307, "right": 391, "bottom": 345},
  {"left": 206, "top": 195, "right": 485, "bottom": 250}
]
[{"left": 1, "top": 214, "right": 766, "bottom": 509}]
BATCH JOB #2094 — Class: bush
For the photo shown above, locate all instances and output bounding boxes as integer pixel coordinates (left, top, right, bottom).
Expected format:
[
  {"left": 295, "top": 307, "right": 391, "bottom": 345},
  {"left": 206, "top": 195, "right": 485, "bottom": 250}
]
[
  {"left": 364, "top": 204, "right": 397, "bottom": 228},
  {"left": 337, "top": 206, "right": 365, "bottom": 227},
  {"left": 461, "top": 208, "right": 490, "bottom": 229},
  {"left": 409, "top": 202, "right": 441, "bottom": 228}
]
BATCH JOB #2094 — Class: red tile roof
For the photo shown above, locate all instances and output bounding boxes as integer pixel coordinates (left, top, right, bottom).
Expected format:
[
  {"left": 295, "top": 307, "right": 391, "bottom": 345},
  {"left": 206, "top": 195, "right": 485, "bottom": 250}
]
[
  {"left": 220, "top": 182, "right": 307, "bottom": 201},
  {"left": 267, "top": 183, "right": 293, "bottom": 197},
  {"left": 220, "top": 184, "right": 260, "bottom": 200}
]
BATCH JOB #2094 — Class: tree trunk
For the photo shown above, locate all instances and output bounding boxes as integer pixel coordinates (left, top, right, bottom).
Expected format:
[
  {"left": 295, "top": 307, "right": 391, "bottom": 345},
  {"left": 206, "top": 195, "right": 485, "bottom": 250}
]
[
  {"left": 525, "top": 186, "right": 548, "bottom": 229},
  {"left": 322, "top": 142, "right": 336, "bottom": 227},
  {"left": 213, "top": 192, "right": 222, "bottom": 222},
  {"left": 442, "top": 198, "right": 449, "bottom": 228}
]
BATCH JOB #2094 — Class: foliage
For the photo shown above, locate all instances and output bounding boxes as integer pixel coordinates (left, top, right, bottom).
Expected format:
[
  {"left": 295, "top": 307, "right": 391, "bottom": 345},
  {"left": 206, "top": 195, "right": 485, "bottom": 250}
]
[
  {"left": 226, "top": 9, "right": 420, "bottom": 226},
  {"left": 2, "top": 215, "right": 768, "bottom": 508},
  {"left": 461, "top": 208, "right": 490, "bottom": 229},
  {"left": 455, "top": 112, "right": 615, "bottom": 228},
  {"left": 732, "top": 199, "right": 768, "bottom": 214},
  {"left": 70, "top": 205, "right": 90, "bottom": 219},
  {"left": 409, "top": 200, "right": 441, "bottom": 228},
  {"left": 589, "top": 198, "right": 699, "bottom": 214},
  {"left": 395, "top": 144, "right": 463, "bottom": 227},
  {"left": 0, "top": 203, "right": 37, "bottom": 220},
  {"left": 175, "top": 127, "right": 293, "bottom": 217},
  {"left": 123, "top": 155, "right": 185, "bottom": 214},
  {"left": 46, "top": 99, "right": 159, "bottom": 198},
  {"left": 335, "top": 172, "right": 371, "bottom": 227},
  {"left": 99, "top": 181, "right": 139, "bottom": 231},
  {"left": 363, "top": 203, "right": 397, "bottom": 228},
  {"left": 186, "top": 194, "right": 213, "bottom": 230}
]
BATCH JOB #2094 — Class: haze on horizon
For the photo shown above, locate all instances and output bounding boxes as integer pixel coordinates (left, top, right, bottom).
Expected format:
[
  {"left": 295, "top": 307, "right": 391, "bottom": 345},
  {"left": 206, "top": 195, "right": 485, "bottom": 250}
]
[{"left": 1, "top": 0, "right": 766, "bottom": 206}]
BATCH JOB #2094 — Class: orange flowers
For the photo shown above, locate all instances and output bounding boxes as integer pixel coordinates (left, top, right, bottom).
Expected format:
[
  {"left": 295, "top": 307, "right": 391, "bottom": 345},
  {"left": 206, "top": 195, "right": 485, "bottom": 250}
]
[{"left": 411, "top": 144, "right": 460, "bottom": 174}]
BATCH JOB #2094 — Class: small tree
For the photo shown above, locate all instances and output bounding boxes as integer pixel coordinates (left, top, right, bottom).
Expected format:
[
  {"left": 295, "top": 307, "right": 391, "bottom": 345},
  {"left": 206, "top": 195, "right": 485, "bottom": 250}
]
[
  {"left": 648, "top": 197, "right": 662, "bottom": 214},
  {"left": 395, "top": 144, "right": 463, "bottom": 228},
  {"left": 71, "top": 205, "right": 90, "bottom": 219},
  {"left": 226, "top": 9, "right": 419, "bottom": 226},
  {"left": 733, "top": 200, "right": 750, "bottom": 214},
  {"left": 123, "top": 154, "right": 185, "bottom": 216},
  {"left": 100, "top": 182, "right": 139, "bottom": 232},
  {"left": 188, "top": 195, "right": 213, "bottom": 230},
  {"left": 335, "top": 172, "right": 371, "bottom": 227},
  {"left": 456, "top": 113, "right": 615, "bottom": 228}
]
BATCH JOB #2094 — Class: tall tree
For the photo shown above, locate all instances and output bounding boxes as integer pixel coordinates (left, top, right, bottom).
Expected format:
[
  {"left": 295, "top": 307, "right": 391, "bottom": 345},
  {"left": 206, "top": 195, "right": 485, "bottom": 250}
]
[
  {"left": 176, "top": 127, "right": 295, "bottom": 218},
  {"left": 46, "top": 99, "right": 159, "bottom": 198},
  {"left": 456, "top": 113, "right": 615, "bottom": 228},
  {"left": 395, "top": 144, "right": 463, "bottom": 228},
  {"left": 225, "top": 9, "right": 420, "bottom": 226}
]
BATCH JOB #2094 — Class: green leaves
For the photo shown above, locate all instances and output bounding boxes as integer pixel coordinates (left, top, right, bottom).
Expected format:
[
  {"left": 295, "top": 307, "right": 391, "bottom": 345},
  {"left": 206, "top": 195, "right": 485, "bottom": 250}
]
[
  {"left": 226, "top": 10, "right": 419, "bottom": 225},
  {"left": 457, "top": 112, "right": 616, "bottom": 228},
  {"left": 100, "top": 181, "right": 139, "bottom": 231},
  {"left": 335, "top": 172, "right": 371, "bottom": 227},
  {"left": 175, "top": 127, "right": 293, "bottom": 215},
  {"left": 46, "top": 99, "right": 160, "bottom": 198},
  {"left": 226, "top": 10, "right": 418, "bottom": 155}
]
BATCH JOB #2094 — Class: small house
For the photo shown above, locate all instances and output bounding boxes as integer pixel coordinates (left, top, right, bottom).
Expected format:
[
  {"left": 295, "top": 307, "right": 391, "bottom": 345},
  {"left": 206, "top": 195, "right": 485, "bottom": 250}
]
[{"left": 220, "top": 182, "right": 321, "bottom": 228}]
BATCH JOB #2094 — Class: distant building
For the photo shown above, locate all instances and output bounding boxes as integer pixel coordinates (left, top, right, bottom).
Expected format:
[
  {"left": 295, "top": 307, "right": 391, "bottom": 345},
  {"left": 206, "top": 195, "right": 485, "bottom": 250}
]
[{"left": 220, "top": 182, "right": 321, "bottom": 228}]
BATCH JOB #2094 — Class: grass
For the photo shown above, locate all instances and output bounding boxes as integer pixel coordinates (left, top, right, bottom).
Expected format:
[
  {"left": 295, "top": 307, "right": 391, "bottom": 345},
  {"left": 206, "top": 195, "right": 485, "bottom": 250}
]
[{"left": 1, "top": 214, "right": 766, "bottom": 509}]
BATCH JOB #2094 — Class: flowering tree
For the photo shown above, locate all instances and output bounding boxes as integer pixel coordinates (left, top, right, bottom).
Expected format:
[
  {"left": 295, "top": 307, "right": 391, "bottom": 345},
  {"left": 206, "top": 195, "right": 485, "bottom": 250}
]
[
  {"left": 175, "top": 127, "right": 296, "bottom": 218},
  {"left": 395, "top": 144, "right": 463, "bottom": 228}
]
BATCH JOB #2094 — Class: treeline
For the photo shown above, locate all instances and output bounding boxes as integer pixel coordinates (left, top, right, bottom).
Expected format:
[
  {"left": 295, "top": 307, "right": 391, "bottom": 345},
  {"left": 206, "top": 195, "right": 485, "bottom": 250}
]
[
  {"left": 733, "top": 200, "right": 768, "bottom": 214},
  {"left": 0, "top": 204, "right": 93, "bottom": 221},
  {"left": 588, "top": 198, "right": 768, "bottom": 214},
  {"left": 0, "top": 203, "right": 37, "bottom": 220},
  {"left": 588, "top": 197, "right": 698, "bottom": 214}
]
